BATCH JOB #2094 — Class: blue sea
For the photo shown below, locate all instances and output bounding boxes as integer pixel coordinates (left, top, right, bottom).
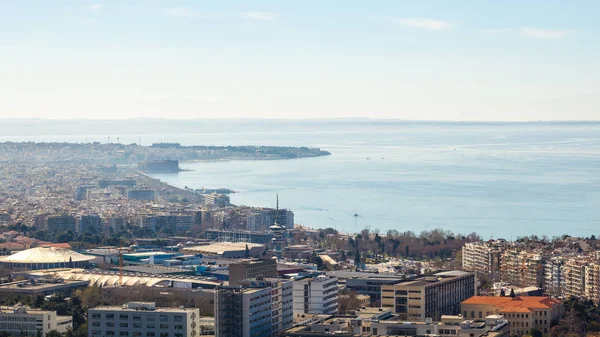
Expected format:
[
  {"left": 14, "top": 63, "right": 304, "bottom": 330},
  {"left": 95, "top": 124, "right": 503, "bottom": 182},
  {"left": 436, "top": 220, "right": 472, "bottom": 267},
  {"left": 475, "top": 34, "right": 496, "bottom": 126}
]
[{"left": 3, "top": 120, "right": 599, "bottom": 238}]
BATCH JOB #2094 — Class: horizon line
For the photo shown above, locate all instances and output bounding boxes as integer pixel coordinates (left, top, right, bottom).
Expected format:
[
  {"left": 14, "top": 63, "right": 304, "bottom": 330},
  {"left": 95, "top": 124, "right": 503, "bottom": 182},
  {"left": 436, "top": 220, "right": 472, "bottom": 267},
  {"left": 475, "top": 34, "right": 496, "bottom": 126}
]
[{"left": 0, "top": 117, "right": 599, "bottom": 123}]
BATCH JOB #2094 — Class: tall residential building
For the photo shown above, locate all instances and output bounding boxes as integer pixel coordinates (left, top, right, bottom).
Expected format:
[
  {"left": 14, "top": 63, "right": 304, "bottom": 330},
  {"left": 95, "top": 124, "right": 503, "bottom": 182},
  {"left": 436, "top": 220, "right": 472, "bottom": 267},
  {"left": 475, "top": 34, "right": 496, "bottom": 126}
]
[
  {"left": 381, "top": 271, "right": 475, "bottom": 321},
  {"left": 127, "top": 188, "right": 156, "bottom": 201},
  {"left": 215, "top": 279, "right": 293, "bottom": 337},
  {"left": 293, "top": 274, "right": 339, "bottom": 315},
  {"left": 562, "top": 257, "right": 586, "bottom": 299},
  {"left": 229, "top": 259, "right": 278, "bottom": 286},
  {"left": 79, "top": 214, "right": 102, "bottom": 233},
  {"left": 0, "top": 306, "right": 73, "bottom": 336},
  {"left": 204, "top": 193, "right": 231, "bottom": 207},
  {"left": 461, "top": 296, "right": 564, "bottom": 336},
  {"left": 585, "top": 262, "right": 600, "bottom": 304},
  {"left": 247, "top": 209, "right": 294, "bottom": 231},
  {"left": 544, "top": 256, "right": 564, "bottom": 297},
  {"left": 88, "top": 302, "right": 200, "bottom": 337},
  {"left": 46, "top": 214, "right": 77, "bottom": 233},
  {"left": 462, "top": 241, "right": 503, "bottom": 280},
  {"left": 500, "top": 250, "right": 546, "bottom": 288}
]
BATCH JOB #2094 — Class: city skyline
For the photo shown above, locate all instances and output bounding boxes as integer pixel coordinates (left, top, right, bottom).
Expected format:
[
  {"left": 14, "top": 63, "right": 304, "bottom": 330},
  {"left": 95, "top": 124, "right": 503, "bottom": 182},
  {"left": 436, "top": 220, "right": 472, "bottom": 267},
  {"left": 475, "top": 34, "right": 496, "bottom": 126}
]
[{"left": 2, "top": 1, "right": 599, "bottom": 121}]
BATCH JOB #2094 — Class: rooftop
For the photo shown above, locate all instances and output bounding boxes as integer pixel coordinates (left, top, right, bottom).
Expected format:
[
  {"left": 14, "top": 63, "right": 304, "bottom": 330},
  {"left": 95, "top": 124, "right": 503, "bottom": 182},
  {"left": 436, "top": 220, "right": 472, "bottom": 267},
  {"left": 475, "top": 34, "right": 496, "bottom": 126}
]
[
  {"left": 462, "top": 296, "right": 562, "bottom": 310},
  {"left": 0, "top": 247, "right": 95, "bottom": 263}
]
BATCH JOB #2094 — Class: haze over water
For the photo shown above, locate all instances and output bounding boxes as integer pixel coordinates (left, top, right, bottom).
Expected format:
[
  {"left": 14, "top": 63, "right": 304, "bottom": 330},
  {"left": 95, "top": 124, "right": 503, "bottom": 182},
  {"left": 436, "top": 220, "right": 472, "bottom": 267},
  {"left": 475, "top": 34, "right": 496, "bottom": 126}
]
[{"left": 3, "top": 120, "right": 599, "bottom": 239}]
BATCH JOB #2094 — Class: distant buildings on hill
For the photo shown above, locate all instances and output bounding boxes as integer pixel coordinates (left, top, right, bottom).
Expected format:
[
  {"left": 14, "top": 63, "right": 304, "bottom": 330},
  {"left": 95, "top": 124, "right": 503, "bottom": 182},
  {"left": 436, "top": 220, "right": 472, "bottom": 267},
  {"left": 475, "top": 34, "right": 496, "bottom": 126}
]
[{"left": 138, "top": 160, "right": 181, "bottom": 173}]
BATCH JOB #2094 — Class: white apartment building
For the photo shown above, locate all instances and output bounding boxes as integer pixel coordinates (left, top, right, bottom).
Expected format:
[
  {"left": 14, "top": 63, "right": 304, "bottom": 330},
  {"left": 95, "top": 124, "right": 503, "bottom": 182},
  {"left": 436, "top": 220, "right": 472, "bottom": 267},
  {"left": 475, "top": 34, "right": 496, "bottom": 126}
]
[
  {"left": 215, "top": 279, "right": 294, "bottom": 337},
  {"left": 293, "top": 274, "right": 339, "bottom": 315},
  {"left": 204, "top": 193, "right": 230, "bottom": 207},
  {"left": 462, "top": 241, "right": 503, "bottom": 280},
  {"left": 0, "top": 306, "right": 73, "bottom": 336},
  {"left": 544, "top": 256, "right": 564, "bottom": 297},
  {"left": 88, "top": 302, "right": 200, "bottom": 337}
]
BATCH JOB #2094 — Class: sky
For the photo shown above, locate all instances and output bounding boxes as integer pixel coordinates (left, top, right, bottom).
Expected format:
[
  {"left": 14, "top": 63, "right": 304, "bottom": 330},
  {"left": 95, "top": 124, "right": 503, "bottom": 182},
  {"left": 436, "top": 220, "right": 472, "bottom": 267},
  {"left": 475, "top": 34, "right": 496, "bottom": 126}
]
[{"left": 1, "top": 1, "right": 599, "bottom": 121}]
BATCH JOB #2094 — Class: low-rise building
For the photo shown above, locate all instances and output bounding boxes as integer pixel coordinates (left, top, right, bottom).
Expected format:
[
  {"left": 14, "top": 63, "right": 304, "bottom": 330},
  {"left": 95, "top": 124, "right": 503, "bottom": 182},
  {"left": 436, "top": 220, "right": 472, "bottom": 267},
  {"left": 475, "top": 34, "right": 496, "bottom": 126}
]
[
  {"left": 461, "top": 296, "right": 563, "bottom": 336},
  {"left": 381, "top": 271, "right": 475, "bottom": 321},
  {"left": 0, "top": 306, "right": 73, "bottom": 336},
  {"left": 88, "top": 302, "right": 200, "bottom": 337}
]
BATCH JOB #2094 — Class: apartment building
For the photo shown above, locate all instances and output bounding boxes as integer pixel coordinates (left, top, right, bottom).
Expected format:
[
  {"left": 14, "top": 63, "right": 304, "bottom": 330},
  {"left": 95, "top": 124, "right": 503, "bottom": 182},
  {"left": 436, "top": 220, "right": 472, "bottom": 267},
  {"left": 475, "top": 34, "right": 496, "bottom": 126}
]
[
  {"left": 461, "top": 296, "right": 563, "bottom": 336},
  {"left": 500, "top": 250, "right": 546, "bottom": 289},
  {"left": 462, "top": 241, "right": 503, "bottom": 280},
  {"left": 293, "top": 274, "right": 339, "bottom": 315},
  {"left": 79, "top": 214, "right": 102, "bottom": 233},
  {"left": 562, "top": 257, "right": 586, "bottom": 299},
  {"left": 215, "top": 279, "right": 294, "bottom": 337},
  {"left": 228, "top": 259, "right": 278, "bottom": 286},
  {"left": 204, "top": 193, "right": 230, "bottom": 207},
  {"left": 544, "top": 256, "right": 564, "bottom": 297},
  {"left": 585, "top": 262, "right": 600, "bottom": 303},
  {"left": 127, "top": 188, "right": 155, "bottom": 201},
  {"left": 46, "top": 214, "right": 77, "bottom": 233},
  {"left": 88, "top": 302, "right": 200, "bottom": 337},
  {"left": 0, "top": 306, "right": 73, "bottom": 336},
  {"left": 381, "top": 271, "right": 475, "bottom": 321}
]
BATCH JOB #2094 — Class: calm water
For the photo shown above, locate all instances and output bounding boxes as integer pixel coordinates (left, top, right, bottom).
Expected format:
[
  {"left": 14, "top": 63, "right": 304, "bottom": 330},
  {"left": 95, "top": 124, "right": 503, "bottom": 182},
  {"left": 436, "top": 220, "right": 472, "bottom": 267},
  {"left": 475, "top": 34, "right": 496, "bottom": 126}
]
[{"left": 3, "top": 121, "right": 600, "bottom": 238}]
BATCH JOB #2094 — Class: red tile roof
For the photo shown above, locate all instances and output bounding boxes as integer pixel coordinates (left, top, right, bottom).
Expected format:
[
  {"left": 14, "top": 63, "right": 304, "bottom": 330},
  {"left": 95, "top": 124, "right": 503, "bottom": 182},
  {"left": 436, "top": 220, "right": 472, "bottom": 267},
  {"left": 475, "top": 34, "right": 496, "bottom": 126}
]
[{"left": 462, "top": 296, "right": 561, "bottom": 311}]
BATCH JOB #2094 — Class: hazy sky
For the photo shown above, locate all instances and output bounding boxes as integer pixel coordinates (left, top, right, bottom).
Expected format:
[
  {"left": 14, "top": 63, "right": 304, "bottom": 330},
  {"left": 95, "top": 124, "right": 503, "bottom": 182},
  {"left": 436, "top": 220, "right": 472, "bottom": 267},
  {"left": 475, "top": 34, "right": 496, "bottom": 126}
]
[{"left": 1, "top": 1, "right": 599, "bottom": 120}]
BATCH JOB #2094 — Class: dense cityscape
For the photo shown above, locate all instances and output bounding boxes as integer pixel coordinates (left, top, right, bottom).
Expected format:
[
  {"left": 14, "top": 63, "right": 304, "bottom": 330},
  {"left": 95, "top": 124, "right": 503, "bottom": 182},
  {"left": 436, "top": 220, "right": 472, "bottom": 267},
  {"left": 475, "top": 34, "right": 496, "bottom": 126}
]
[{"left": 0, "top": 141, "right": 596, "bottom": 337}]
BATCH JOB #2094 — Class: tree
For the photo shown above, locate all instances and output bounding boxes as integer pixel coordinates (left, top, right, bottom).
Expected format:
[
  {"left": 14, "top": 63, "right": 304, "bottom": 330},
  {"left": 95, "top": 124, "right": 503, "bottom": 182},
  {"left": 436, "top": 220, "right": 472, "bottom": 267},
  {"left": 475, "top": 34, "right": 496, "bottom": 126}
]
[
  {"left": 46, "top": 330, "right": 61, "bottom": 337},
  {"left": 529, "top": 328, "right": 543, "bottom": 337},
  {"left": 509, "top": 289, "right": 515, "bottom": 298},
  {"left": 500, "top": 289, "right": 506, "bottom": 297}
]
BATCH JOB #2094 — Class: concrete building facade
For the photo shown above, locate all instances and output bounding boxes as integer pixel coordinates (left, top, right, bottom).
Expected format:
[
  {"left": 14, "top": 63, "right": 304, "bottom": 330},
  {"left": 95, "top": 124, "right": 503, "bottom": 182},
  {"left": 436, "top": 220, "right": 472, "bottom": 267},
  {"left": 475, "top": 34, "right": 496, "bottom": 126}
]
[
  {"left": 88, "top": 302, "right": 200, "bottom": 337},
  {"left": 215, "top": 279, "right": 293, "bottom": 337},
  {"left": 0, "top": 306, "right": 73, "bottom": 336},
  {"left": 381, "top": 271, "right": 475, "bottom": 321},
  {"left": 228, "top": 259, "right": 278, "bottom": 286},
  {"left": 293, "top": 274, "right": 339, "bottom": 315}
]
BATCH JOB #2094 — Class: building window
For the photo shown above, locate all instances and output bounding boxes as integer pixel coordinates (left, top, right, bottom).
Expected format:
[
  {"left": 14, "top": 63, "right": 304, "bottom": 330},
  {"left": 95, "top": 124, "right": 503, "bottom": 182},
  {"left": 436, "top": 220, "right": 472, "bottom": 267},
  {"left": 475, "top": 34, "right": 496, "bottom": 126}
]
[
  {"left": 120, "top": 323, "right": 128, "bottom": 328},
  {"left": 92, "top": 322, "right": 101, "bottom": 327},
  {"left": 173, "top": 316, "right": 183, "bottom": 323},
  {"left": 478, "top": 312, "right": 482, "bottom": 318},
  {"left": 160, "top": 324, "right": 169, "bottom": 329},
  {"left": 134, "top": 323, "right": 142, "bottom": 328},
  {"left": 91, "top": 313, "right": 101, "bottom": 319},
  {"left": 160, "top": 315, "right": 168, "bottom": 322},
  {"left": 120, "top": 332, "right": 129, "bottom": 336},
  {"left": 120, "top": 314, "right": 129, "bottom": 320},
  {"left": 107, "top": 314, "right": 115, "bottom": 320}
]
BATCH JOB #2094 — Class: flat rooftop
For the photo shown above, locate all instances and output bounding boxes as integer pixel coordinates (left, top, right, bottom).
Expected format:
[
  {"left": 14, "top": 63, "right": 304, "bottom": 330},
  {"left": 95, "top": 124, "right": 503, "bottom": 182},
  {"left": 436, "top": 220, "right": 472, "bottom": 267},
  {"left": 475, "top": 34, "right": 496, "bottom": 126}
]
[
  {"left": 0, "top": 279, "right": 89, "bottom": 291},
  {"left": 326, "top": 271, "right": 405, "bottom": 279},
  {"left": 90, "top": 306, "right": 197, "bottom": 313}
]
